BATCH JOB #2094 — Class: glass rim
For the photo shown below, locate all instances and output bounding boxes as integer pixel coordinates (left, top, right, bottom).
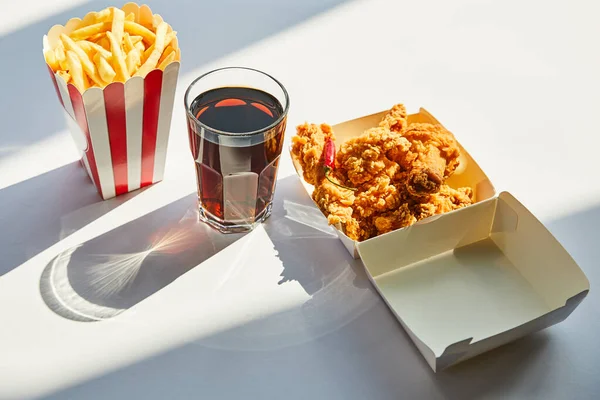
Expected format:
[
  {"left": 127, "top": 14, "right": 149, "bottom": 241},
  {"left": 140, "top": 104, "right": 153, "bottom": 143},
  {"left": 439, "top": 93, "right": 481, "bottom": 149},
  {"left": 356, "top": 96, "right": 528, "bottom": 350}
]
[{"left": 184, "top": 66, "right": 290, "bottom": 137}]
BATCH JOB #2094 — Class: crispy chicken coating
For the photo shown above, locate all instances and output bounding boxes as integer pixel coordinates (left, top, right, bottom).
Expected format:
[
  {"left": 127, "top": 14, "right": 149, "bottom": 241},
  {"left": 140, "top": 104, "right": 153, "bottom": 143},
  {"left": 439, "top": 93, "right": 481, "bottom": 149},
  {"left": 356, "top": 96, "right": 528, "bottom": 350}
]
[
  {"left": 337, "top": 127, "right": 410, "bottom": 186},
  {"left": 291, "top": 123, "right": 335, "bottom": 185},
  {"left": 396, "top": 122, "right": 461, "bottom": 197},
  {"left": 311, "top": 171, "right": 355, "bottom": 227},
  {"left": 379, "top": 103, "right": 408, "bottom": 132},
  {"left": 411, "top": 185, "right": 473, "bottom": 220}
]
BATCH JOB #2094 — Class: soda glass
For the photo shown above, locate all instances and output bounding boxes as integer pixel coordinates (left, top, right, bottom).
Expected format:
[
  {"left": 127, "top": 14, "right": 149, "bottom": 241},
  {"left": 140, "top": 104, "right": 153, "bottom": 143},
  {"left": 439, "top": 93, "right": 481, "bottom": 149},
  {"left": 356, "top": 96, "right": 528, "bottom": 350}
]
[{"left": 184, "top": 67, "right": 289, "bottom": 233}]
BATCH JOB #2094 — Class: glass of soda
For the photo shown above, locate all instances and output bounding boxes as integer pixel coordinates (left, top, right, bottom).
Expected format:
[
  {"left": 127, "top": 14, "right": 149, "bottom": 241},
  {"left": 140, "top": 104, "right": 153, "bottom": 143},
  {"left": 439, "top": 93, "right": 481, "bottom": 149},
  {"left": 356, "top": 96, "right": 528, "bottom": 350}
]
[{"left": 184, "top": 67, "right": 289, "bottom": 233}]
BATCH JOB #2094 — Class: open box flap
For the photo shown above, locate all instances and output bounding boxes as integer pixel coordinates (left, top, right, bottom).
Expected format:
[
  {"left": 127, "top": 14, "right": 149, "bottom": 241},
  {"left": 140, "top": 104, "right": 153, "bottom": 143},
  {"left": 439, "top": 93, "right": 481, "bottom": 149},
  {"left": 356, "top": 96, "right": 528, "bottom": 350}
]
[
  {"left": 289, "top": 107, "right": 497, "bottom": 259},
  {"left": 357, "top": 192, "right": 589, "bottom": 371}
]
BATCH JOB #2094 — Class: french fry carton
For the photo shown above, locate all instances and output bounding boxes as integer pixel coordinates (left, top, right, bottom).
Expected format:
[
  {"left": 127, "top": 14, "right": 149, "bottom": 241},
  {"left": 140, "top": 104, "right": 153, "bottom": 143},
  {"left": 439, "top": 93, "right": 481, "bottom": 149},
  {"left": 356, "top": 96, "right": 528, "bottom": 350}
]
[
  {"left": 291, "top": 108, "right": 589, "bottom": 370},
  {"left": 43, "top": 3, "right": 180, "bottom": 200}
]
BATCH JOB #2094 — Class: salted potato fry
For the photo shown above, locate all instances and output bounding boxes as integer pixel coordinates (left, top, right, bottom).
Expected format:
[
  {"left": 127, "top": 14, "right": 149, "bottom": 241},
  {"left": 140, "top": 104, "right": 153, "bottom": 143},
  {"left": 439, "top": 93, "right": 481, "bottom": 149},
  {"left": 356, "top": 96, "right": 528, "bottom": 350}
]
[
  {"left": 55, "top": 44, "right": 68, "bottom": 70},
  {"left": 97, "top": 36, "right": 110, "bottom": 51},
  {"left": 125, "top": 13, "right": 135, "bottom": 22},
  {"left": 142, "top": 31, "right": 174, "bottom": 63},
  {"left": 112, "top": 8, "right": 125, "bottom": 45},
  {"left": 93, "top": 52, "right": 116, "bottom": 84},
  {"left": 142, "top": 43, "right": 154, "bottom": 63},
  {"left": 60, "top": 34, "right": 103, "bottom": 86},
  {"left": 69, "top": 22, "right": 111, "bottom": 40},
  {"left": 78, "top": 40, "right": 112, "bottom": 59},
  {"left": 94, "top": 7, "right": 113, "bottom": 23},
  {"left": 157, "top": 46, "right": 174, "bottom": 66},
  {"left": 136, "top": 22, "right": 168, "bottom": 77},
  {"left": 66, "top": 50, "right": 87, "bottom": 92},
  {"left": 89, "top": 32, "right": 105, "bottom": 42},
  {"left": 57, "top": 70, "right": 71, "bottom": 83},
  {"left": 106, "top": 31, "right": 130, "bottom": 81},
  {"left": 134, "top": 41, "right": 145, "bottom": 54},
  {"left": 44, "top": 50, "right": 59, "bottom": 70},
  {"left": 130, "top": 35, "right": 143, "bottom": 45},
  {"left": 126, "top": 50, "right": 141, "bottom": 75},
  {"left": 123, "top": 33, "right": 135, "bottom": 53},
  {"left": 158, "top": 51, "right": 176, "bottom": 70},
  {"left": 123, "top": 21, "right": 155, "bottom": 44}
]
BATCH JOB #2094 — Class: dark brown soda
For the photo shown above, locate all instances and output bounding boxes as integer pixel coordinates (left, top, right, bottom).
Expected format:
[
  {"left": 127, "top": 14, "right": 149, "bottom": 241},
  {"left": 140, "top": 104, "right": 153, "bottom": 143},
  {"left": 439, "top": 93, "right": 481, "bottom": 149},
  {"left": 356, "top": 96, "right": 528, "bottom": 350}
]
[{"left": 188, "top": 87, "right": 286, "bottom": 224}]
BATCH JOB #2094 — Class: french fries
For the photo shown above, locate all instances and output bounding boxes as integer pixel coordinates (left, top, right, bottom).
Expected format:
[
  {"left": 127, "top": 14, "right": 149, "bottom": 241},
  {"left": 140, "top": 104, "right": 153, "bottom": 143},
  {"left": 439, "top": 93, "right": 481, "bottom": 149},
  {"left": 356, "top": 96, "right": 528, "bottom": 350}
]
[
  {"left": 112, "top": 8, "right": 125, "bottom": 45},
  {"left": 44, "top": 5, "right": 180, "bottom": 91},
  {"left": 106, "top": 31, "right": 130, "bottom": 82},
  {"left": 66, "top": 50, "right": 87, "bottom": 92},
  {"left": 93, "top": 52, "right": 116, "bottom": 84},
  {"left": 123, "top": 21, "right": 155, "bottom": 44},
  {"left": 135, "top": 22, "right": 168, "bottom": 77},
  {"left": 123, "top": 33, "right": 135, "bottom": 53}
]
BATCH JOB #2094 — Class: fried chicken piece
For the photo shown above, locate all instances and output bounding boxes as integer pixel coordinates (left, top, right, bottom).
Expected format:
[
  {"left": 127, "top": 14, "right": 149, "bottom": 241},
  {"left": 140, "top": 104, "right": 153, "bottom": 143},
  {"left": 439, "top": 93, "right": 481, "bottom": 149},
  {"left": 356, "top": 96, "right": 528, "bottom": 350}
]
[
  {"left": 379, "top": 103, "right": 408, "bottom": 132},
  {"left": 353, "top": 174, "right": 402, "bottom": 218},
  {"left": 390, "top": 122, "right": 461, "bottom": 197},
  {"left": 291, "top": 123, "right": 335, "bottom": 185},
  {"left": 411, "top": 185, "right": 473, "bottom": 220},
  {"left": 337, "top": 127, "right": 409, "bottom": 186},
  {"left": 373, "top": 203, "right": 417, "bottom": 235},
  {"left": 344, "top": 214, "right": 376, "bottom": 242},
  {"left": 312, "top": 170, "right": 355, "bottom": 227}
]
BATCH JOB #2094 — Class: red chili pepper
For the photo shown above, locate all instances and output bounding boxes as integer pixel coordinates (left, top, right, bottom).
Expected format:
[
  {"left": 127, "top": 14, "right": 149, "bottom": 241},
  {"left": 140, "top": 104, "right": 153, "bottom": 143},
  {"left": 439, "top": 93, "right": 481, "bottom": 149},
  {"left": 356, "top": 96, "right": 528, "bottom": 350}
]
[{"left": 323, "top": 139, "right": 356, "bottom": 191}]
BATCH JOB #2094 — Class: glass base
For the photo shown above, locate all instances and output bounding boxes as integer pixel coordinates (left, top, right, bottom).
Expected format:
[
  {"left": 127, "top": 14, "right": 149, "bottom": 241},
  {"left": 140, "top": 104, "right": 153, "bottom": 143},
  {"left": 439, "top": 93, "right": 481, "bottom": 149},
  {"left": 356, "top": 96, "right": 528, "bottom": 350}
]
[{"left": 198, "top": 202, "right": 273, "bottom": 233}]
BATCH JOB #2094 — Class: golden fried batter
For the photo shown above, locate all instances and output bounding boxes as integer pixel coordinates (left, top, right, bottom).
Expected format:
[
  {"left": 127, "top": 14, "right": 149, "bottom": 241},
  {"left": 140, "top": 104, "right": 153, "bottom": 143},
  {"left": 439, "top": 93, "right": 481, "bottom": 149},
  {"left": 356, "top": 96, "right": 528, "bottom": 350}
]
[
  {"left": 312, "top": 171, "right": 355, "bottom": 227},
  {"left": 399, "top": 122, "right": 461, "bottom": 197},
  {"left": 373, "top": 203, "right": 417, "bottom": 236},
  {"left": 291, "top": 123, "right": 335, "bottom": 185},
  {"left": 411, "top": 185, "right": 473, "bottom": 220},
  {"left": 337, "top": 127, "right": 409, "bottom": 186},
  {"left": 379, "top": 103, "right": 408, "bottom": 132}
]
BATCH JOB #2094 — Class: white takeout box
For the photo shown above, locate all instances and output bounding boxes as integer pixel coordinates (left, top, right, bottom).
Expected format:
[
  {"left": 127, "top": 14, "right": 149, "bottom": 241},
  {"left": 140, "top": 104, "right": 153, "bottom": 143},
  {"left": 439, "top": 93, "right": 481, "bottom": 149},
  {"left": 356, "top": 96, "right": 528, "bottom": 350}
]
[
  {"left": 292, "top": 108, "right": 497, "bottom": 259},
  {"left": 290, "top": 108, "right": 590, "bottom": 371},
  {"left": 358, "top": 191, "right": 589, "bottom": 371}
]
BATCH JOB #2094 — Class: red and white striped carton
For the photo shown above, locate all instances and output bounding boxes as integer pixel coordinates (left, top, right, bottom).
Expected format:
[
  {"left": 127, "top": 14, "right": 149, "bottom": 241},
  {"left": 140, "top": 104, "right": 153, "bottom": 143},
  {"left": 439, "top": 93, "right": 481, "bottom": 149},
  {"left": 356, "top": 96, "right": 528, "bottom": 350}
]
[{"left": 43, "top": 3, "right": 180, "bottom": 200}]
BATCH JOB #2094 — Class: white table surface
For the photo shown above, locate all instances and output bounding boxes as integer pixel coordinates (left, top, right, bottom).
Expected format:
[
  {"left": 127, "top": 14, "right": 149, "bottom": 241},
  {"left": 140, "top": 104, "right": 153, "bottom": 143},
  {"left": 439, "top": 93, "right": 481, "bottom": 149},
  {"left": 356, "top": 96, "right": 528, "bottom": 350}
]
[{"left": 1, "top": 0, "right": 599, "bottom": 399}]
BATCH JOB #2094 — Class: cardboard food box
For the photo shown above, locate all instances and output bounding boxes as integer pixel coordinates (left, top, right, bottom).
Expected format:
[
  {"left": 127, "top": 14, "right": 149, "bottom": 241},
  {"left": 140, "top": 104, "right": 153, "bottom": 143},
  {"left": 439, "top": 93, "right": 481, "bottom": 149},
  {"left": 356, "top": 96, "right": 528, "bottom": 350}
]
[
  {"left": 43, "top": 3, "right": 180, "bottom": 200},
  {"left": 290, "top": 108, "right": 589, "bottom": 371},
  {"left": 291, "top": 108, "right": 497, "bottom": 259}
]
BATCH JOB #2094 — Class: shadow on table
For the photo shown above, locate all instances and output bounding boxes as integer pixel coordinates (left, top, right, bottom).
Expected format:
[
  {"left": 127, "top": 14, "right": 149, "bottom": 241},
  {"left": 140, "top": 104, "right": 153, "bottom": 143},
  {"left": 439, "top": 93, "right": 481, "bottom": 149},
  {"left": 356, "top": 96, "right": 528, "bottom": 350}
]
[
  {"left": 39, "top": 174, "right": 368, "bottom": 322},
  {"left": 39, "top": 192, "right": 245, "bottom": 322},
  {"left": 38, "top": 192, "right": 600, "bottom": 399},
  {"left": 0, "top": 161, "right": 142, "bottom": 277},
  {"left": 0, "top": 0, "right": 352, "bottom": 159},
  {"left": 38, "top": 174, "right": 558, "bottom": 399},
  {"left": 40, "top": 295, "right": 552, "bottom": 400}
]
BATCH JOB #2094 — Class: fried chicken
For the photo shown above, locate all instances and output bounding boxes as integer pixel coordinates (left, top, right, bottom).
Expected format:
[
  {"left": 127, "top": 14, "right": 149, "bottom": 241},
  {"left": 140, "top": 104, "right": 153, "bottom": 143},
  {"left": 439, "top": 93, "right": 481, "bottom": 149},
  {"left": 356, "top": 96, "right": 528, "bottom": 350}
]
[
  {"left": 291, "top": 123, "right": 335, "bottom": 185},
  {"left": 312, "top": 170, "right": 355, "bottom": 227},
  {"left": 337, "top": 127, "right": 409, "bottom": 186},
  {"left": 379, "top": 103, "right": 408, "bottom": 132},
  {"left": 290, "top": 103, "right": 474, "bottom": 242},
  {"left": 411, "top": 185, "right": 473, "bottom": 221},
  {"left": 373, "top": 203, "right": 416, "bottom": 235},
  {"left": 394, "top": 122, "right": 461, "bottom": 197}
]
